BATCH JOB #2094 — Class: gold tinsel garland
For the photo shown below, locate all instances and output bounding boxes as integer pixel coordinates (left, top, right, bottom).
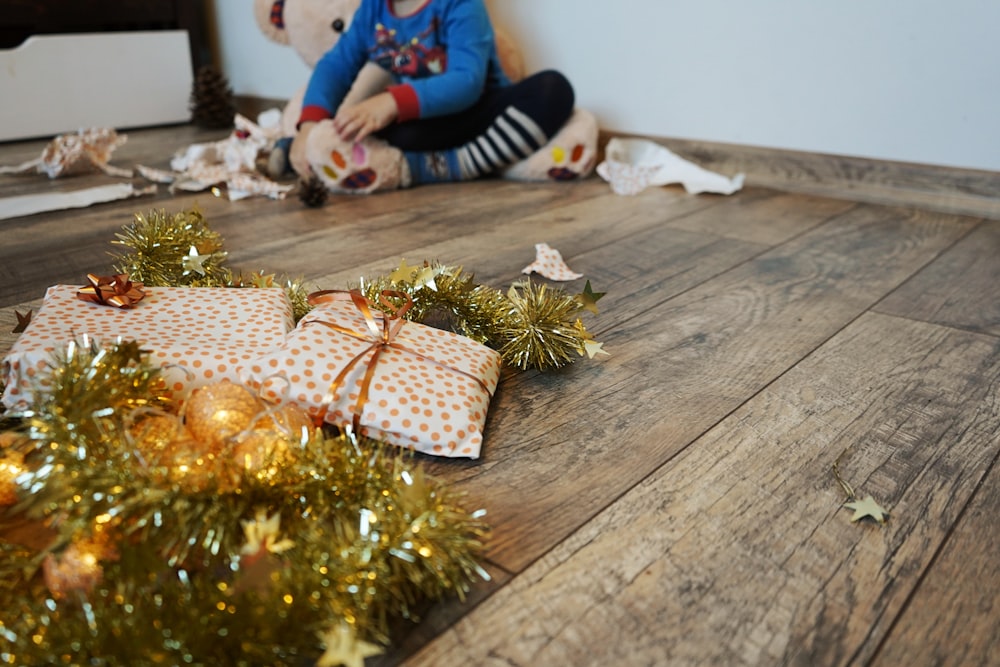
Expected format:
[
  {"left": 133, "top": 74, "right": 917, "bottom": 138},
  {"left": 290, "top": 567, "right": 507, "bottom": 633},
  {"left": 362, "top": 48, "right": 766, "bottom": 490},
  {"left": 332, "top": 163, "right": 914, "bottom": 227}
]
[
  {"left": 111, "top": 207, "right": 604, "bottom": 369},
  {"left": 112, "top": 207, "right": 314, "bottom": 322},
  {"left": 0, "top": 206, "right": 606, "bottom": 663},
  {"left": 358, "top": 261, "right": 605, "bottom": 370},
  {"left": 1, "top": 340, "right": 488, "bottom": 665}
]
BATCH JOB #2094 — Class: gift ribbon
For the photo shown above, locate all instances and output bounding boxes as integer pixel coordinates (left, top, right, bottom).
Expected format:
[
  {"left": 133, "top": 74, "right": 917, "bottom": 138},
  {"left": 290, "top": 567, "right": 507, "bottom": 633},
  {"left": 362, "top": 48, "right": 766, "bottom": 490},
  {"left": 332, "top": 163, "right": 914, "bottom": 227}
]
[
  {"left": 305, "top": 289, "right": 492, "bottom": 435},
  {"left": 76, "top": 273, "right": 146, "bottom": 309}
]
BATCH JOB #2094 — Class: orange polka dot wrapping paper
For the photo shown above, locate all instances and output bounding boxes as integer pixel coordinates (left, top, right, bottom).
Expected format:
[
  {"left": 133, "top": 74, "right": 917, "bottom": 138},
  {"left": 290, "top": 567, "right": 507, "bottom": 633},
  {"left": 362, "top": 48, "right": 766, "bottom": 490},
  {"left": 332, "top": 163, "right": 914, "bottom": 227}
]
[
  {"left": 1, "top": 286, "right": 295, "bottom": 411},
  {"left": 240, "top": 298, "right": 503, "bottom": 459}
]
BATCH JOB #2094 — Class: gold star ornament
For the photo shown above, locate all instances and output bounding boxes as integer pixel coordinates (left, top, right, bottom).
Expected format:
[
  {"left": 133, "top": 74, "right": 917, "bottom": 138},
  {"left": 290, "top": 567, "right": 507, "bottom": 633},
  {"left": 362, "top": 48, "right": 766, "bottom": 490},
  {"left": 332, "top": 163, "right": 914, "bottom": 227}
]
[
  {"left": 182, "top": 245, "right": 209, "bottom": 276},
  {"left": 576, "top": 280, "right": 605, "bottom": 315},
  {"left": 389, "top": 258, "right": 421, "bottom": 285},
  {"left": 843, "top": 495, "right": 889, "bottom": 524},
  {"left": 12, "top": 309, "right": 32, "bottom": 334},
  {"left": 251, "top": 271, "right": 276, "bottom": 288},
  {"left": 316, "top": 624, "right": 383, "bottom": 667}
]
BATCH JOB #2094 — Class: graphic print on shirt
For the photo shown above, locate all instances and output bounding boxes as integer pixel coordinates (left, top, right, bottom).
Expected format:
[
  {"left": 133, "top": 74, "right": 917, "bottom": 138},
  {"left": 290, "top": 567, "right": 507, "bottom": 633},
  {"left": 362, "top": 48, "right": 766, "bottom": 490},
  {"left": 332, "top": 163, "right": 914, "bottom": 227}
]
[{"left": 369, "top": 19, "right": 447, "bottom": 78}]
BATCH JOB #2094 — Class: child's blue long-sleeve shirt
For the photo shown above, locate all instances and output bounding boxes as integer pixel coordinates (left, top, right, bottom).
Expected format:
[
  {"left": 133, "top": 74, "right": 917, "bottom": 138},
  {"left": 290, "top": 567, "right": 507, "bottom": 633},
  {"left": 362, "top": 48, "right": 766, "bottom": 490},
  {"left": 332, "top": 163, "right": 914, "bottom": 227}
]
[{"left": 300, "top": 0, "right": 510, "bottom": 124}]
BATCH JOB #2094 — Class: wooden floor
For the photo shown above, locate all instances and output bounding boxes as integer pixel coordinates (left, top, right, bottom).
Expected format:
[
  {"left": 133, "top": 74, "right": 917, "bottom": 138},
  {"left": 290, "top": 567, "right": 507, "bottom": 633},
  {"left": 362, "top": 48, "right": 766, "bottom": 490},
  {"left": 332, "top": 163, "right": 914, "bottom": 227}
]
[{"left": 1, "top": 125, "right": 999, "bottom": 666}]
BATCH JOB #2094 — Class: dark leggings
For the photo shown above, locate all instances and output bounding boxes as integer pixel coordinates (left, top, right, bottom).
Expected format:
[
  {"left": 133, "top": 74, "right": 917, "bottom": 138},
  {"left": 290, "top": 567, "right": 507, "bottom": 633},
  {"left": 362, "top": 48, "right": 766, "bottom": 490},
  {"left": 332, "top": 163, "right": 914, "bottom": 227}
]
[{"left": 377, "top": 69, "right": 575, "bottom": 152}]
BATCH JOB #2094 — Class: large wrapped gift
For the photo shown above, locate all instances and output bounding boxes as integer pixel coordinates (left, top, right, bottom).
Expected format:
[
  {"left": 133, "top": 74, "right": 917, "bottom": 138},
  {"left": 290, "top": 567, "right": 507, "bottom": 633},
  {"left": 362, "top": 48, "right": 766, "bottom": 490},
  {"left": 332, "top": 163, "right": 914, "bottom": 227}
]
[
  {"left": 240, "top": 290, "right": 502, "bottom": 458},
  {"left": 2, "top": 284, "right": 294, "bottom": 410}
]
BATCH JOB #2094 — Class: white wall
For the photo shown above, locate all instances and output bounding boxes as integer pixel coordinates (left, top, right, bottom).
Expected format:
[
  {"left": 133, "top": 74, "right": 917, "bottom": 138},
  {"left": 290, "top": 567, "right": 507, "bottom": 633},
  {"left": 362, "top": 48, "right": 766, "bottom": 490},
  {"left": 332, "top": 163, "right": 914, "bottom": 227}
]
[
  {"left": 212, "top": 0, "right": 1000, "bottom": 172},
  {"left": 211, "top": 1, "right": 310, "bottom": 99}
]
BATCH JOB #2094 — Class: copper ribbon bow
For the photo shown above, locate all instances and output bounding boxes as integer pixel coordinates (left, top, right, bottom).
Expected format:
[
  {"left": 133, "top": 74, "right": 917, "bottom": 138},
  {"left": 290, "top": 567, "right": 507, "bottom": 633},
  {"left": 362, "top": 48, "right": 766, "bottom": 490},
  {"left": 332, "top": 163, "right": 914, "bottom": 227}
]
[
  {"left": 306, "top": 289, "right": 490, "bottom": 435},
  {"left": 76, "top": 273, "right": 146, "bottom": 309}
]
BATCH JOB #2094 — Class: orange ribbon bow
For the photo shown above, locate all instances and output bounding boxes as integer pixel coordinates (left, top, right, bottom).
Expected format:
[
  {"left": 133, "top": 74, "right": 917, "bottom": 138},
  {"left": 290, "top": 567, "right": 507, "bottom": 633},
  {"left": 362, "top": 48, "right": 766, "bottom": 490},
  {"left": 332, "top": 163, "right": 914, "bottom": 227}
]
[
  {"left": 76, "top": 273, "right": 146, "bottom": 309},
  {"left": 305, "top": 289, "right": 490, "bottom": 435}
]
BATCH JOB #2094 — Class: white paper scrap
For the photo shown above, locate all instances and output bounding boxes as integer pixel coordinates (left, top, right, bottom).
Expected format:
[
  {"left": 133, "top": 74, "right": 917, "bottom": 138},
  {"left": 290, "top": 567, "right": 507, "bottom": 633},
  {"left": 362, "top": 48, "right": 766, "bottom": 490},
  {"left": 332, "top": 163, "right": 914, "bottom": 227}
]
[
  {"left": 521, "top": 243, "right": 583, "bottom": 281},
  {"left": 0, "top": 183, "right": 156, "bottom": 220},
  {"left": 597, "top": 138, "right": 744, "bottom": 196}
]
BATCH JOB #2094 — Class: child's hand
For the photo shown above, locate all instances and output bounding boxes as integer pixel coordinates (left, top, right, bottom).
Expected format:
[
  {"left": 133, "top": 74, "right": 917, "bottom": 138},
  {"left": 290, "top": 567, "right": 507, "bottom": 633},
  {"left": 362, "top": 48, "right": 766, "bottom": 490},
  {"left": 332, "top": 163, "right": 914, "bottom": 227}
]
[
  {"left": 334, "top": 92, "right": 399, "bottom": 142},
  {"left": 290, "top": 122, "right": 317, "bottom": 178}
]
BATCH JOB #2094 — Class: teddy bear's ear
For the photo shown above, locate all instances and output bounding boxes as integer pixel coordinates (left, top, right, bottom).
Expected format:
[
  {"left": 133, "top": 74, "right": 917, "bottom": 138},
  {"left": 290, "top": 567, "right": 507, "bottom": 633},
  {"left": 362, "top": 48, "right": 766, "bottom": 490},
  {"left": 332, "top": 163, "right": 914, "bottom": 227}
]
[{"left": 254, "top": 0, "right": 292, "bottom": 45}]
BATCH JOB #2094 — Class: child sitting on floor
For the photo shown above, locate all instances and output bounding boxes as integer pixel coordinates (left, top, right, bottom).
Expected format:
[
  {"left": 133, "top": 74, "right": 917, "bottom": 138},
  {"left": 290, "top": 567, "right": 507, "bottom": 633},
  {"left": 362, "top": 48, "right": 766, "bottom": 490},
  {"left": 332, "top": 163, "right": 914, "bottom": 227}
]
[{"left": 281, "top": 0, "right": 576, "bottom": 193}]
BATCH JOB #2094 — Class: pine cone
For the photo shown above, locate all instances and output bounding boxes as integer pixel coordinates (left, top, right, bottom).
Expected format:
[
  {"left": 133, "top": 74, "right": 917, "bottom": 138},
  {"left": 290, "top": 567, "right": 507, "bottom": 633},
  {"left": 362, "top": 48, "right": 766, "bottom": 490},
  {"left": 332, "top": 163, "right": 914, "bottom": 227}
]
[
  {"left": 190, "top": 66, "right": 236, "bottom": 129},
  {"left": 298, "top": 176, "right": 330, "bottom": 208}
]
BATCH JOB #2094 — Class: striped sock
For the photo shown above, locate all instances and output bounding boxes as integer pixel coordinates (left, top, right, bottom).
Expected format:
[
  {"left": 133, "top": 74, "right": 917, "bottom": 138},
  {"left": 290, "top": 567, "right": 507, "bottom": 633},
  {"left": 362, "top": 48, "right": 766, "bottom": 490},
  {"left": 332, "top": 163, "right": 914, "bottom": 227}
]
[{"left": 404, "top": 106, "right": 548, "bottom": 185}]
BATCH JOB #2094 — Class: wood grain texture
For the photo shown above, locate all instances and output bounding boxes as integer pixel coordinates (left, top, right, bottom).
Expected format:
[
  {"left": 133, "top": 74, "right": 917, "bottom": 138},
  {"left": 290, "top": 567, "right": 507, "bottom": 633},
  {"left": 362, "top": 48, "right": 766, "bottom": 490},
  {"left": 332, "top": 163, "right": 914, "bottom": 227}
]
[
  {"left": 2, "top": 125, "right": 999, "bottom": 666},
  {"left": 435, "top": 204, "right": 974, "bottom": 573},
  {"left": 872, "top": 444, "right": 1000, "bottom": 667},
  {"left": 405, "top": 313, "right": 1000, "bottom": 666},
  {"left": 605, "top": 131, "right": 1000, "bottom": 220},
  {"left": 876, "top": 219, "right": 1000, "bottom": 337}
]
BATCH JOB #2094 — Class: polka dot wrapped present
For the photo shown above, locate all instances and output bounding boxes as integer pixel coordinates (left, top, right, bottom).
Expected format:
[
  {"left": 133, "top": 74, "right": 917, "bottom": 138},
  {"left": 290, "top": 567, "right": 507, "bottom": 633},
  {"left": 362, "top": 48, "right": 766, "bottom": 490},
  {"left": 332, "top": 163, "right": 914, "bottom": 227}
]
[
  {"left": 1, "top": 284, "right": 294, "bottom": 411},
  {"left": 240, "top": 290, "right": 502, "bottom": 459}
]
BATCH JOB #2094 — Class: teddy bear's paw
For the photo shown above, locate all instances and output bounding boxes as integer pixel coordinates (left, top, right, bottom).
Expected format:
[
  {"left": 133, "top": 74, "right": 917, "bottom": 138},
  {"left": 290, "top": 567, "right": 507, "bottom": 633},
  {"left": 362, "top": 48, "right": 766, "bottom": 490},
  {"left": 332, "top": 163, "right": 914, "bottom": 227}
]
[
  {"left": 306, "top": 122, "right": 404, "bottom": 194},
  {"left": 546, "top": 143, "right": 595, "bottom": 181},
  {"left": 501, "top": 108, "right": 599, "bottom": 183},
  {"left": 319, "top": 143, "right": 379, "bottom": 191}
]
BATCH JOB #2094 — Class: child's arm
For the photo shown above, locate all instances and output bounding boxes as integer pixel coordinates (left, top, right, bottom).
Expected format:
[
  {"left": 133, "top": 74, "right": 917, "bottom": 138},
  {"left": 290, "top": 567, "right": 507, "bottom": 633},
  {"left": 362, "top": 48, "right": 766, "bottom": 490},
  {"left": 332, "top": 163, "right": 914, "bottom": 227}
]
[
  {"left": 291, "top": 0, "right": 377, "bottom": 175},
  {"left": 298, "top": 1, "right": 376, "bottom": 125},
  {"left": 332, "top": 93, "right": 399, "bottom": 142},
  {"left": 386, "top": 0, "right": 498, "bottom": 122}
]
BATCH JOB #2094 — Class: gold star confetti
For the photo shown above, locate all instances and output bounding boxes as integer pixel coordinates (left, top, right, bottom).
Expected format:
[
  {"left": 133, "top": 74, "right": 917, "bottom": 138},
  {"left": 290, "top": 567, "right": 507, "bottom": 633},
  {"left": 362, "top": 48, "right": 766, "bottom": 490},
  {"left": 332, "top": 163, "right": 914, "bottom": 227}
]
[
  {"left": 316, "top": 624, "right": 383, "bottom": 667},
  {"left": 251, "top": 271, "right": 276, "bottom": 288},
  {"left": 181, "top": 246, "right": 209, "bottom": 276},
  {"left": 843, "top": 495, "right": 889, "bottom": 524},
  {"left": 584, "top": 339, "right": 609, "bottom": 359},
  {"left": 832, "top": 452, "right": 889, "bottom": 527},
  {"left": 240, "top": 509, "right": 295, "bottom": 556},
  {"left": 413, "top": 264, "right": 445, "bottom": 291},
  {"left": 572, "top": 318, "right": 608, "bottom": 359},
  {"left": 577, "top": 280, "right": 606, "bottom": 315},
  {"left": 12, "top": 309, "right": 32, "bottom": 334},
  {"left": 389, "top": 259, "right": 421, "bottom": 285}
]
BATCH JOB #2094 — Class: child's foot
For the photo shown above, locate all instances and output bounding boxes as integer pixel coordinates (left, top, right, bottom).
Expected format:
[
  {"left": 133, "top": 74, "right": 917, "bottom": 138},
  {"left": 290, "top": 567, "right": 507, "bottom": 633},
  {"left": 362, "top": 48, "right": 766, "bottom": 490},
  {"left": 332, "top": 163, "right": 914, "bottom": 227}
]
[
  {"left": 266, "top": 137, "right": 294, "bottom": 179},
  {"left": 305, "top": 121, "right": 408, "bottom": 194},
  {"left": 502, "top": 108, "right": 599, "bottom": 182}
]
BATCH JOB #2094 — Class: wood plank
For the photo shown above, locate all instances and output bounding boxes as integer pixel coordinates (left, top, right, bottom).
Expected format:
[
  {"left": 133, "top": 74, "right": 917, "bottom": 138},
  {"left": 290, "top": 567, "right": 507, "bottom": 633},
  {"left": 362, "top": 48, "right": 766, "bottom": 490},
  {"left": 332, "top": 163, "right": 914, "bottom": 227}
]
[
  {"left": 663, "top": 190, "right": 855, "bottom": 246},
  {"left": 0, "top": 177, "right": 609, "bottom": 308},
  {"left": 876, "top": 219, "right": 1000, "bottom": 337},
  {"left": 371, "top": 562, "right": 512, "bottom": 667},
  {"left": 288, "top": 182, "right": 731, "bottom": 291},
  {"left": 425, "top": 204, "right": 974, "bottom": 573},
  {"left": 403, "top": 312, "right": 1000, "bottom": 666},
  {"left": 872, "top": 445, "right": 1000, "bottom": 666},
  {"left": 607, "top": 131, "right": 1000, "bottom": 220},
  {"left": 219, "top": 179, "right": 616, "bottom": 277},
  {"left": 5, "top": 122, "right": 998, "bottom": 666}
]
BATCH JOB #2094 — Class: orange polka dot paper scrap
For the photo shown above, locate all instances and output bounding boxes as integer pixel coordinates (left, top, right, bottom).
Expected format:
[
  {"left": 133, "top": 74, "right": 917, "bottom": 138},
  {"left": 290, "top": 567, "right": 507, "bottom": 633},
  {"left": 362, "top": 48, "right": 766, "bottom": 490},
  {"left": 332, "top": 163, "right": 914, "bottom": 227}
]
[
  {"left": 1, "top": 285, "right": 294, "bottom": 411},
  {"left": 240, "top": 299, "right": 502, "bottom": 459}
]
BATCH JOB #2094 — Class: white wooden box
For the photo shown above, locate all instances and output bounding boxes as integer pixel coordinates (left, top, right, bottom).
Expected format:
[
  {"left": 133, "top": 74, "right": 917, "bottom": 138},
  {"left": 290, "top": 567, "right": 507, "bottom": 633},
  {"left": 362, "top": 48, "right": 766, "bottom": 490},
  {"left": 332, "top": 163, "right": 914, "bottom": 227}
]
[{"left": 0, "top": 31, "right": 193, "bottom": 141}]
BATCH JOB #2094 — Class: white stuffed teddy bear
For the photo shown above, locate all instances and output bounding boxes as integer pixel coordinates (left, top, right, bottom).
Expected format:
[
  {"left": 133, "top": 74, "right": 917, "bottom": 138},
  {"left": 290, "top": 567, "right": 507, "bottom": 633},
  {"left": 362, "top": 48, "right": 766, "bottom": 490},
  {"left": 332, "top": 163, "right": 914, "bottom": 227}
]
[{"left": 254, "top": 0, "right": 598, "bottom": 194}]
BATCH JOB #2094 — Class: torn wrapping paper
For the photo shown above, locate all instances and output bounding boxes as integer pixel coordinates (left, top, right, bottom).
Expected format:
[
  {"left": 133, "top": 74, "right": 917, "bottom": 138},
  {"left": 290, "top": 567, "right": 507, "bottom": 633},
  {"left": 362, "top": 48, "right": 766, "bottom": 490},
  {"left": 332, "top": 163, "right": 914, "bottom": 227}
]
[
  {"left": 240, "top": 291, "right": 502, "bottom": 459},
  {"left": 138, "top": 114, "right": 293, "bottom": 201},
  {"left": 0, "top": 183, "right": 156, "bottom": 221},
  {"left": 597, "top": 138, "right": 744, "bottom": 196},
  {"left": 521, "top": 243, "right": 583, "bottom": 281},
  {"left": 0, "top": 127, "right": 132, "bottom": 179},
  {"left": 1, "top": 286, "right": 294, "bottom": 411}
]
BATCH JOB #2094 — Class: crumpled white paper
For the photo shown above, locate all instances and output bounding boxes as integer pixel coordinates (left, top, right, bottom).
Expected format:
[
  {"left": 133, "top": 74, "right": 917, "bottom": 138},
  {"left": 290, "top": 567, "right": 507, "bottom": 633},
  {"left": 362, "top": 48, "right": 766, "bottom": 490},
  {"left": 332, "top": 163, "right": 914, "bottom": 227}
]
[
  {"left": 521, "top": 243, "right": 583, "bottom": 281},
  {"left": 597, "top": 137, "right": 744, "bottom": 196},
  {"left": 138, "top": 114, "right": 293, "bottom": 201},
  {"left": 0, "top": 127, "right": 132, "bottom": 179}
]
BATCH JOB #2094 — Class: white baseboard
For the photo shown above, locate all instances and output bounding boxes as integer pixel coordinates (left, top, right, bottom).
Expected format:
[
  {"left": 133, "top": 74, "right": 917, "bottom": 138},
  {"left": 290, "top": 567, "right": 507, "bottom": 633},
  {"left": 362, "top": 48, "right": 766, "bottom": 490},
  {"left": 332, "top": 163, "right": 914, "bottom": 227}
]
[{"left": 0, "top": 31, "right": 193, "bottom": 141}]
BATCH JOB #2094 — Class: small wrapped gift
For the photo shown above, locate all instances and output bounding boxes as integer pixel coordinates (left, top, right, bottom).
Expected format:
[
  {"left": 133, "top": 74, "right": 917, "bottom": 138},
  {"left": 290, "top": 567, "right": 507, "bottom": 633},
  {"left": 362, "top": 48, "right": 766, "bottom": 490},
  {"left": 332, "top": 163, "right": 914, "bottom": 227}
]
[
  {"left": 240, "top": 290, "right": 502, "bottom": 458},
  {"left": 2, "top": 285, "right": 294, "bottom": 410}
]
